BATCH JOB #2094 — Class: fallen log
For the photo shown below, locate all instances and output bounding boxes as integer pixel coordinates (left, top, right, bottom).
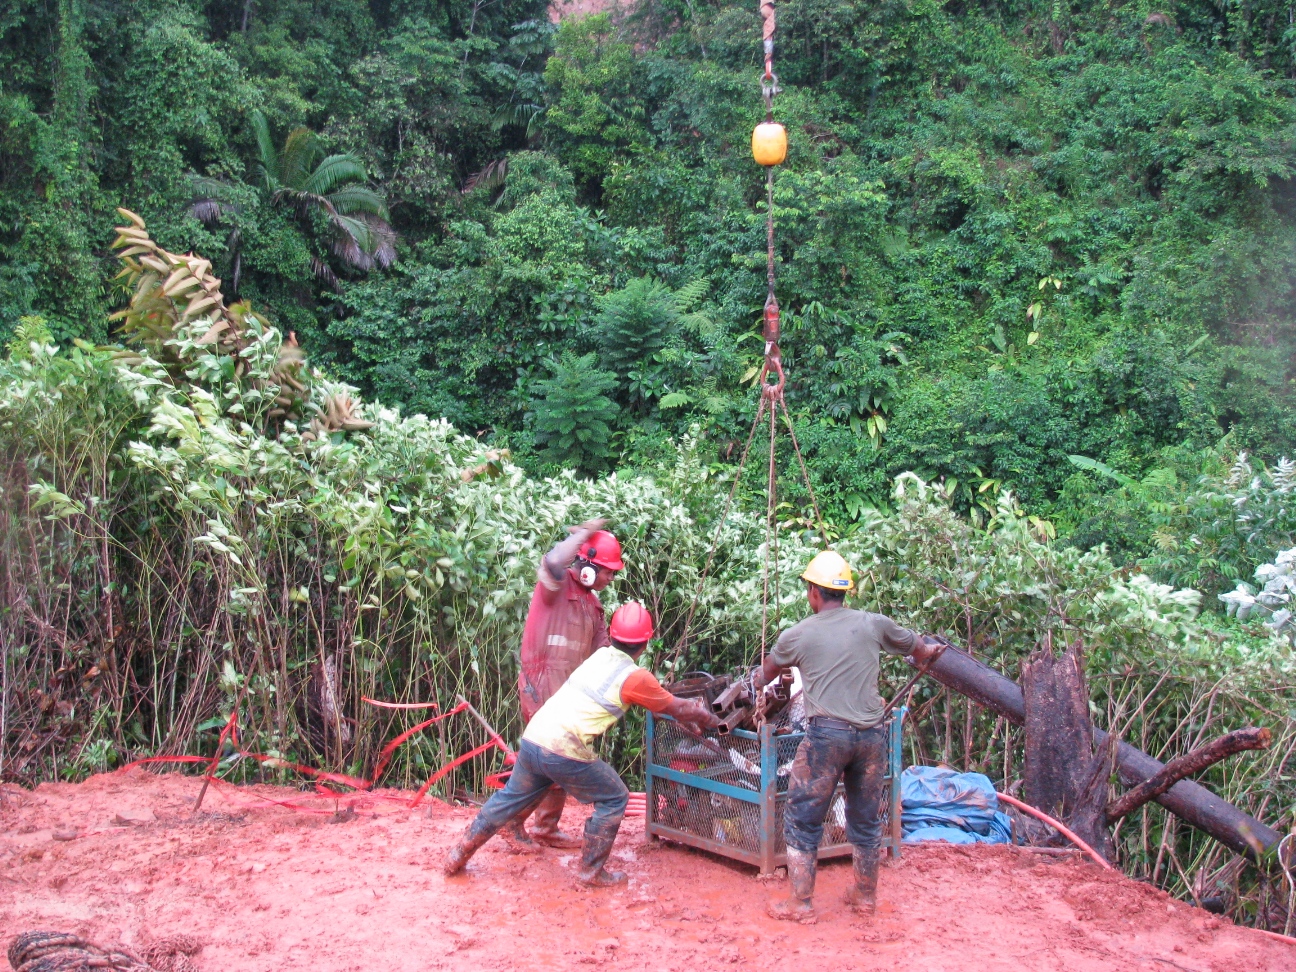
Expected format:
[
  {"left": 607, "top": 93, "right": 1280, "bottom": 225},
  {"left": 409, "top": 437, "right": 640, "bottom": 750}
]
[
  {"left": 1104, "top": 727, "right": 1272, "bottom": 824},
  {"left": 905, "top": 643, "right": 1280, "bottom": 857}
]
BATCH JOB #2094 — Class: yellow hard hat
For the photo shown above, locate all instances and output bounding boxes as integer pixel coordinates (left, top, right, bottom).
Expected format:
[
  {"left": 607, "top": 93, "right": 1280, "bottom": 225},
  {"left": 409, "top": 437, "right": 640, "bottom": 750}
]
[{"left": 801, "top": 550, "right": 855, "bottom": 593}]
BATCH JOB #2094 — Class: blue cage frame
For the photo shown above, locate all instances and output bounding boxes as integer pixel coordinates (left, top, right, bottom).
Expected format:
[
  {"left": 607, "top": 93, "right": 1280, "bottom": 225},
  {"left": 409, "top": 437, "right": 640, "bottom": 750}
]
[{"left": 644, "top": 707, "right": 906, "bottom": 875}]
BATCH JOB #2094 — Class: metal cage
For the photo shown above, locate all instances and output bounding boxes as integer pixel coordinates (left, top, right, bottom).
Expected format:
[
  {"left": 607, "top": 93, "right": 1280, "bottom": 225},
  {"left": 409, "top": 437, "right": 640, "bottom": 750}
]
[{"left": 644, "top": 707, "right": 906, "bottom": 874}]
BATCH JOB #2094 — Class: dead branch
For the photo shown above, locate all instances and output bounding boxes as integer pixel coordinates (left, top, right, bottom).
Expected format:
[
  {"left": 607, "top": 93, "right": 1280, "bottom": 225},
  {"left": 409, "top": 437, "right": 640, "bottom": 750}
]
[{"left": 1105, "top": 727, "right": 1272, "bottom": 824}]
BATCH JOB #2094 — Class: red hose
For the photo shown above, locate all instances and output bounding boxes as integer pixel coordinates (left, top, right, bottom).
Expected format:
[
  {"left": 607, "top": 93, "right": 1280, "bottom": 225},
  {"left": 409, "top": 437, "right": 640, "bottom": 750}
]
[
  {"left": 121, "top": 700, "right": 508, "bottom": 811},
  {"left": 996, "top": 791, "right": 1114, "bottom": 871}
]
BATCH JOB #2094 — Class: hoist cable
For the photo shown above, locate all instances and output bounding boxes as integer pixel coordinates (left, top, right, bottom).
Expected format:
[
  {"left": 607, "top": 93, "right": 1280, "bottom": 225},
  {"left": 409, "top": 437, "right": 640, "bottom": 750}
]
[
  {"left": 668, "top": 403, "right": 765, "bottom": 668},
  {"left": 669, "top": 1, "right": 831, "bottom": 705},
  {"left": 754, "top": 0, "right": 781, "bottom": 727},
  {"left": 760, "top": 393, "right": 777, "bottom": 668},
  {"left": 780, "top": 398, "right": 830, "bottom": 547}
]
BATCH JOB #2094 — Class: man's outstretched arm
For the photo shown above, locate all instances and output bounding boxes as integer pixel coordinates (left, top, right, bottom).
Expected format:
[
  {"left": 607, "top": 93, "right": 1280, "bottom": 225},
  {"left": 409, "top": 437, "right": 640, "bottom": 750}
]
[
  {"left": 539, "top": 517, "right": 606, "bottom": 587},
  {"left": 753, "top": 653, "right": 785, "bottom": 690},
  {"left": 622, "top": 670, "right": 720, "bottom": 733},
  {"left": 661, "top": 695, "right": 720, "bottom": 734}
]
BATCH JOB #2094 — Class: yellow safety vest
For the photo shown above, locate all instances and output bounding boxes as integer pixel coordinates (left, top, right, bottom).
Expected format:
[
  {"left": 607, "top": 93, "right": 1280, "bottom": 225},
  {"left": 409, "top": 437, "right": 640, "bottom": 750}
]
[{"left": 522, "top": 645, "right": 639, "bottom": 762}]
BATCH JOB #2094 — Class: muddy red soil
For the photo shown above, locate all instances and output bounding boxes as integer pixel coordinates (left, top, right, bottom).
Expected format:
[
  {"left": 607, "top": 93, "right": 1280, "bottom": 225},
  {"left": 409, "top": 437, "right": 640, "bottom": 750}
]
[{"left": 0, "top": 768, "right": 1289, "bottom": 971}]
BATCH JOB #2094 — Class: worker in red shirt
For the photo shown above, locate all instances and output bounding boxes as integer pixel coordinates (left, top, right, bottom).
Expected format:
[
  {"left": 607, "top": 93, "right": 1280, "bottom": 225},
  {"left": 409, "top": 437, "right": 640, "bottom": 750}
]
[
  {"left": 445, "top": 602, "right": 719, "bottom": 885},
  {"left": 506, "top": 518, "right": 624, "bottom": 849}
]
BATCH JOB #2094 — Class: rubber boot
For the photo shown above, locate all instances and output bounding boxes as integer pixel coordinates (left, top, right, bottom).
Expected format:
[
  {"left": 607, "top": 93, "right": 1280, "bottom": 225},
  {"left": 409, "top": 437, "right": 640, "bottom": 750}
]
[
  {"left": 502, "top": 817, "right": 539, "bottom": 853},
  {"left": 767, "top": 847, "right": 817, "bottom": 923},
  {"left": 576, "top": 817, "right": 627, "bottom": 886},
  {"left": 529, "top": 786, "right": 582, "bottom": 849},
  {"left": 443, "top": 822, "right": 494, "bottom": 876},
  {"left": 844, "top": 846, "right": 880, "bottom": 917}
]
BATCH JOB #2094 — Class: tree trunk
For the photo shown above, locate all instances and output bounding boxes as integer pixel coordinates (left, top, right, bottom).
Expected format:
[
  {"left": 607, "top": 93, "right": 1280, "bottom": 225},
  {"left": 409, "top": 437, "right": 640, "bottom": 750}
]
[
  {"left": 1020, "top": 638, "right": 1113, "bottom": 859},
  {"left": 1022, "top": 638, "right": 1090, "bottom": 817},
  {"left": 905, "top": 641, "right": 1280, "bottom": 857}
]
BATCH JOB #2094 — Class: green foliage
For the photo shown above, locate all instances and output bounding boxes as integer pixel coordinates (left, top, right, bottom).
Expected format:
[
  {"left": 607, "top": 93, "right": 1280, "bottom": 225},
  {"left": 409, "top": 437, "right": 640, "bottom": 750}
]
[
  {"left": 543, "top": 14, "right": 645, "bottom": 190},
  {"left": 0, "top": 0, "right": 1294, "bottom": 601},
  {"left": 595, "top": 276, "right": 678, "bottom": 380},
  {"left": 1151, "top": 454, "right": 1296, "bottom": 595},
  {"left": 6, "top": 316, "right": 53, "bottom": 360},
  {"left": 1220, "top": 542, "right": 1296, "bottom": 645},
  {"left": 1054, "top": 447, "right": 1296, "bottom": 602},
  {"left": 249, "top": 109, "right": 395, "bottom": 280},
  {"left": 592, "top": 276, "right": 719, "bottom": 415},
  {"left": 530, "top": 351, "right": 619, "bottom": 472}
]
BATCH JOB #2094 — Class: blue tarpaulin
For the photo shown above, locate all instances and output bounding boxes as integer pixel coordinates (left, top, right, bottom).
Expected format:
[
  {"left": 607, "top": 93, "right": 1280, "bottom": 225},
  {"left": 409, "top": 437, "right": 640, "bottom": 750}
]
[{"left": 900, "top": 765, "right": 1013, "bottom": 845}]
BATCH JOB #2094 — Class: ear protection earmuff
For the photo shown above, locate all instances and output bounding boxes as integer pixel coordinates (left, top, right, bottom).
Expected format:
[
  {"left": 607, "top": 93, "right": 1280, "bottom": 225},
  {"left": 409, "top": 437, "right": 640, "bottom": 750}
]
[{"left": 578, "top": 563, "right": 597, "bottom": 587}]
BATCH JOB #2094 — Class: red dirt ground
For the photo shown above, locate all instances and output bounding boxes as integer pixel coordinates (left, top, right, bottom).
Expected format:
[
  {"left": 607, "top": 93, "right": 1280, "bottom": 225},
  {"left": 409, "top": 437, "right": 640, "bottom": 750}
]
[
  {"left": 1, "top": 768, "right": 1290, "bottom": 972},
  {"left": 549, "top": 0, "right": 617, "bottom": 21}
]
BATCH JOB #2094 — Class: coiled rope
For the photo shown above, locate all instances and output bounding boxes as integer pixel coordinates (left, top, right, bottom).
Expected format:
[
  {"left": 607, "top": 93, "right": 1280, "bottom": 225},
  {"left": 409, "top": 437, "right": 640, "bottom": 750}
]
[{"left": 6, "top": 932, "right": 202, "bottom": 972}]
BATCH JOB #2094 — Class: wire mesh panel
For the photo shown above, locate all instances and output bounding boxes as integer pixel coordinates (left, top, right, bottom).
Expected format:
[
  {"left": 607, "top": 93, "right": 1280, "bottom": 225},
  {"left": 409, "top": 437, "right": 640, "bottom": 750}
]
[
  {"left": 645, "top": 708, "right": 905, "bottom": 874},
  {"left": 653, "top": 779, "right": 764, "bottom": 855}
]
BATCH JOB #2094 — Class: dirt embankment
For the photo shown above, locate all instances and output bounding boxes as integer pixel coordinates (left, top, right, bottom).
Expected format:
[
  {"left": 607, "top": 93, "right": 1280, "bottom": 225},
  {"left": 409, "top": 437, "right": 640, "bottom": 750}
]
[
  {"left": 550, "top": 0, "right": 617, "bottom": 21},
  {"left": 0, "top": 769, "right": 1290, "bottom": 972}
]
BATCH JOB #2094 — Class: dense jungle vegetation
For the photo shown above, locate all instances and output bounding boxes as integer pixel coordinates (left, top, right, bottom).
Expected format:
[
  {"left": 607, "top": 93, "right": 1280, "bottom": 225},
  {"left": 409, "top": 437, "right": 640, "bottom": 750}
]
[
  {"left": 2, "top": 0, "right": 1296, "bottom": 929},
  {"left": 4, "top": 0, "right": 1296, "bottom": 547}
]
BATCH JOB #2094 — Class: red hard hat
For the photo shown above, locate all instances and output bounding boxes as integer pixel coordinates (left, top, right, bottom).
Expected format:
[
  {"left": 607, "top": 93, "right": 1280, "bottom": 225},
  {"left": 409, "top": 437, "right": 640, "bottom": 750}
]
[
  {"left": 582, "top": 530, "right": 624, "bottom": 571},
  {"left": 610, "top": 601, "right": 654, "bottom": 644}
]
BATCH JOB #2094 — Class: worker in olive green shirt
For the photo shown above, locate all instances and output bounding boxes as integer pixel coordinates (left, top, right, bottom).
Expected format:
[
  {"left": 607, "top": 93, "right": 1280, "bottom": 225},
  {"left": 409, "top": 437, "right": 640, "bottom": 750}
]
[{"left": 754, "top": 549, "right": 938, "bottom": 923}]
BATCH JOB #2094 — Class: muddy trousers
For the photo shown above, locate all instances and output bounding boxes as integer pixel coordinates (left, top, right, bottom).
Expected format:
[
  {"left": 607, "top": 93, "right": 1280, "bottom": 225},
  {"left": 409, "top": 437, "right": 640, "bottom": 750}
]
[
  {"left": 518, "top": 786, "right": 567, "bottom": 833},
  {"left": 518, "top": 676, "right": 571, "bottom": 833},
  {"left": 465, "top": 741, "right": 629, "bottom": 843},
  {"left": 784, "top": 723, "right": 887, "bottom": 853}
]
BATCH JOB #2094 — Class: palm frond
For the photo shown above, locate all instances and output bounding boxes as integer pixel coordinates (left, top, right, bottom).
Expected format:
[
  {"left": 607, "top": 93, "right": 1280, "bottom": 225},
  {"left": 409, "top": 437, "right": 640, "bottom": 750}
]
[
  {"left": 303, "top": 153, "right": 369, "bottom": 197},
  {"left": 328, "top": 222, "right": 372, "bottom": 272},
  {"left": 189, "top": 174, "right": 237, "bottom": 201},
  {"left": 187, "top": 175, "right": 243, "bottom": 227},
  {"left": 248, "top": 110, "right": 279, "bottom": 190},
  {"left": 326, "top": 185, "right": 390, "bottom": 220},
  {"left": 189, "top": 199, "right": 225, "bottom": 226},
  {"left": 526, "top": 108, "right": 547, "bottom": 142},
  {"left": 491, "top": 103, "right": 545, "bottom": 135},
  {"left": 358, "top": 214, "right": 397, "bottom": 268},
  {"left": 280, "top": 127, "right": 322, "bottom": 191},
  {"left": 328, "top": 213, "right": 396, "bottom": 270},
  {"left": 273, "top": 188, "right": 333, "bottom": 221},
  {"left": 462, "top": 158, "right": 509, "bottom": 195},
  {"left": 310, "top": 255, "right": 340, "bottom": 290}
]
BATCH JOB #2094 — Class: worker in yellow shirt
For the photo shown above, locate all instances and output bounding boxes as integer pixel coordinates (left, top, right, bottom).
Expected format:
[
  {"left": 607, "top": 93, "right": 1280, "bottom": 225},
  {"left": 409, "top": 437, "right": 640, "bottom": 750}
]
[{"left": 444, "top": 602, "right": 719, "bottom": 886}]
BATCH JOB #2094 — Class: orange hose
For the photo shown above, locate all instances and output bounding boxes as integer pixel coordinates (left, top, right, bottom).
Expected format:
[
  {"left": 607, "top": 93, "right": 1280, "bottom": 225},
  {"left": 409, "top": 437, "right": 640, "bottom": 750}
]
[
  {"left": 1255, "top": 928, "right": 1296, "bottom": 946},
  {"left": 995, "top": 791, "right": 1114, "bottom": 871},
  {"left": 995, "top": 793, "right": 1296, "bottom": 942}
]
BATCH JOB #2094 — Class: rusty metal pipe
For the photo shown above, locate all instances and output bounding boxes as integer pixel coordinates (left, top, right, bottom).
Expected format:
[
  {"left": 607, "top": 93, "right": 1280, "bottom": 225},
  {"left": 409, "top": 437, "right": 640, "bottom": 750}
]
[
  {"left": 717, "top": 705, "right": 752, "bottom": 735},
  {"left": 711, "top": 682, "right": 750, "bottom": 714}
]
